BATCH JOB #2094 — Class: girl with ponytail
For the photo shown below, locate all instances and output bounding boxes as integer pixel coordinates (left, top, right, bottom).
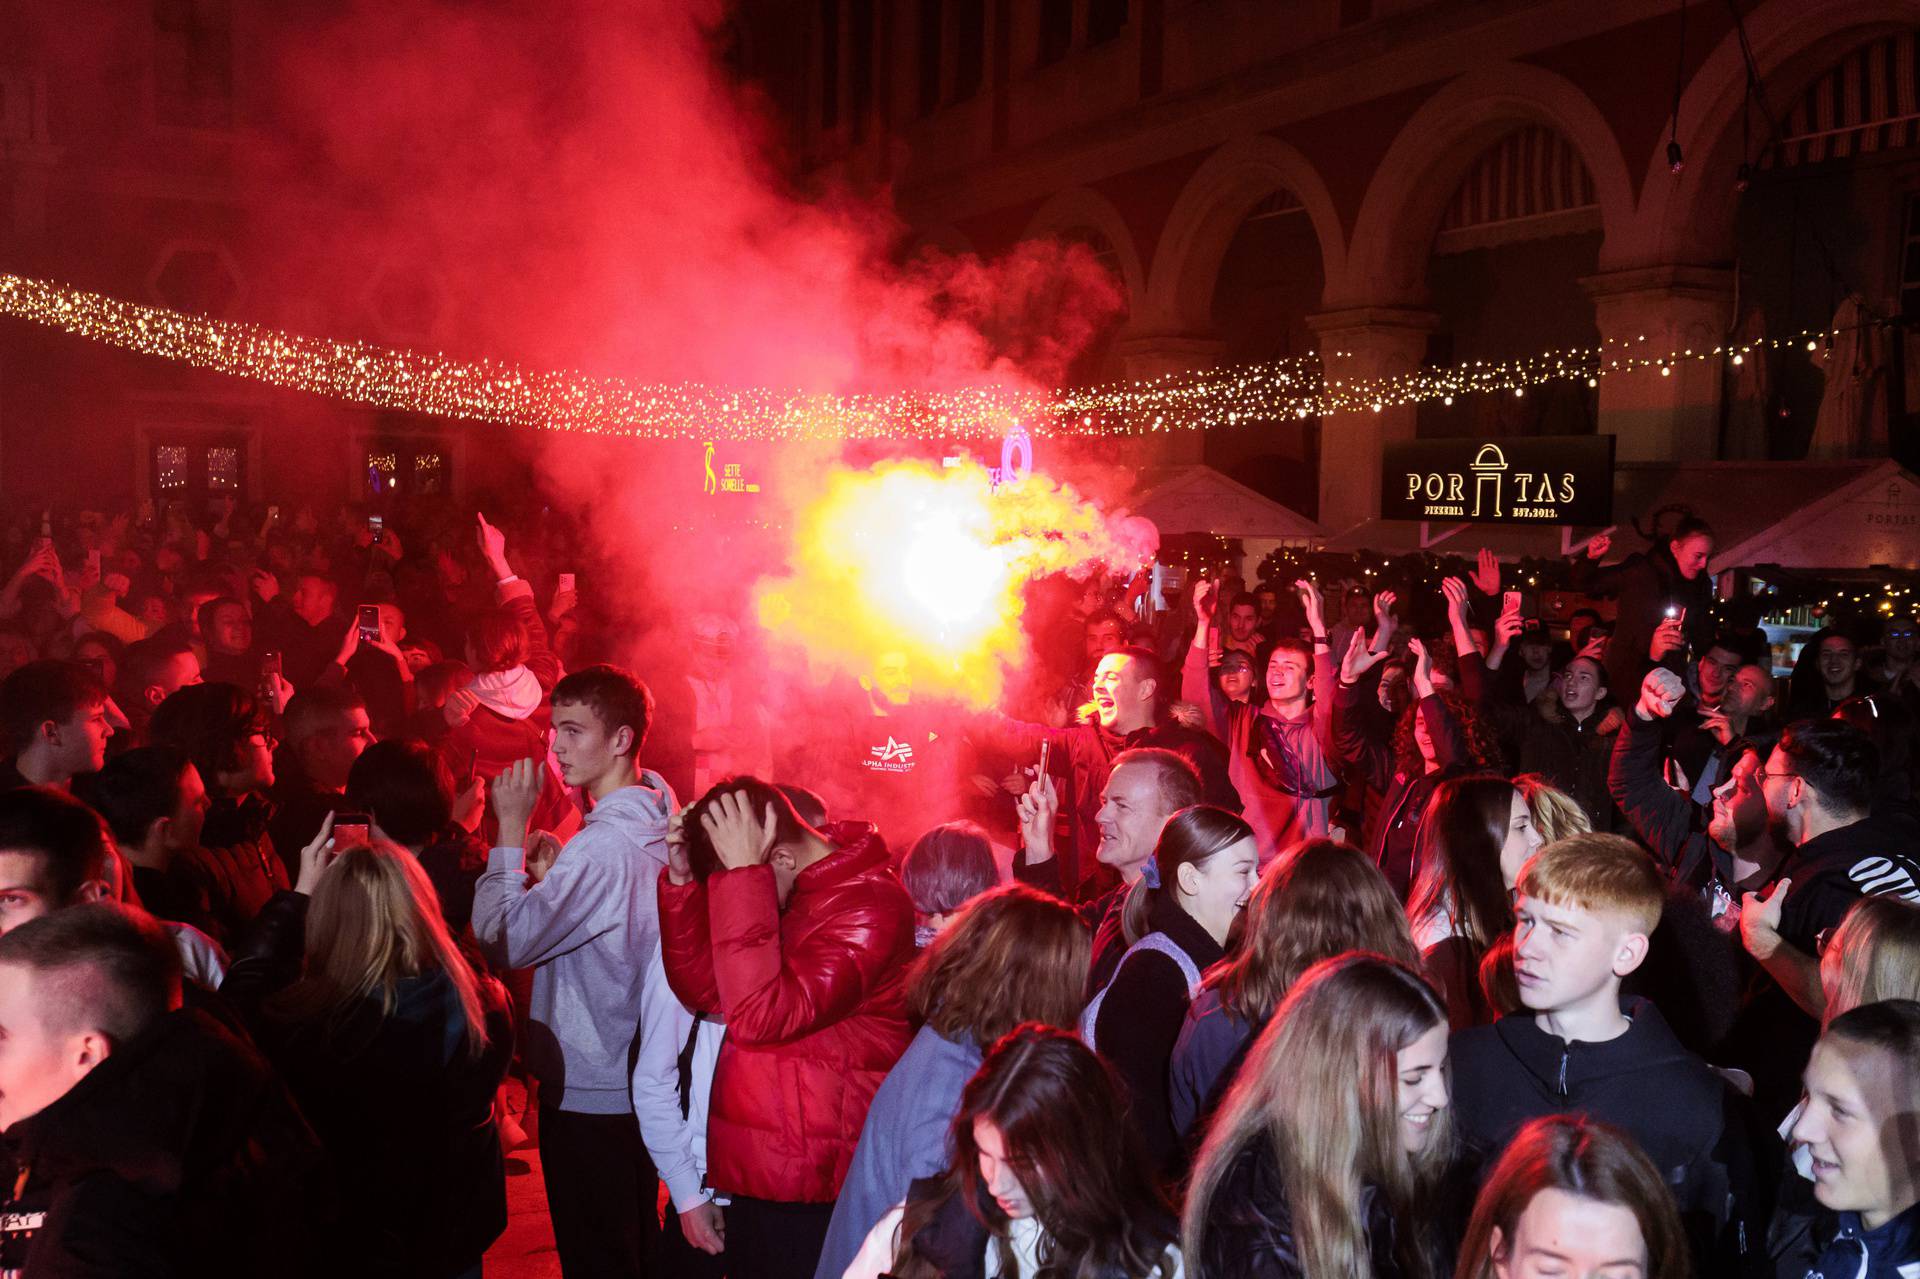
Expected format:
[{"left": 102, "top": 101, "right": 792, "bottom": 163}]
[{"left": 1083, "top": 804, "right": 1257, "bottom": 1177}]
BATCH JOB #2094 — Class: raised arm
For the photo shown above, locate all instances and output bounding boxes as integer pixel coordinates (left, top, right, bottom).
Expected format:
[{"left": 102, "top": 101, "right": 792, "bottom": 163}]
[
  {"left": 1299, "top": 578, "right": 1337, "bottom": 751},
  {"left": 1608, "top": 669, "right": 1706, "bottom": 882},
  {"left": 478, "top": 512, "right": 563, "bottom": 692},
  {"left": 1332, "top": 631, "right": 1394, "bottom": 791},
  {"left": 1182, "top": 579, "right": 1229, "bottom": 737},
  {"left": 1409, "top": 637, "right": 1472, "bottom": 769}
]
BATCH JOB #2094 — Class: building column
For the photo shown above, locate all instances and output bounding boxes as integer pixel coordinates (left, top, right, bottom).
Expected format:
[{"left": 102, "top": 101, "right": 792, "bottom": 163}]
[
  {"left": 1306, "top": 306, "right": 1439, "bottom": 534},
  {"left": 1110, "top": 330, "right": 1226, "bottom": 466},
  {"left": 1582, "top": 266, "right": 1735, "bottom": 462}
]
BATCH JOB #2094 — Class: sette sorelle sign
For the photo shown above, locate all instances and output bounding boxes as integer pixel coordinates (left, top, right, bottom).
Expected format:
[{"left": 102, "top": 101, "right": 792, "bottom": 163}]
[{"left": 1381, "top": 436, "right": 1615, "bottom": 526}]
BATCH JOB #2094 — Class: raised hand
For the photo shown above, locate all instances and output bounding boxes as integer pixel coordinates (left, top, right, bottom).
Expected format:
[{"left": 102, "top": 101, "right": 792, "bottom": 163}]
[
  {"left": 1295, "top": 578, "right": 1325, "bottom": 633},
  {"left": 1650, "top": 615, "right": 1686, "bottom": 661},
  {"left": 1340, "top": 628, "right": 1387, "bottom": 685},
  {"left": 1635, "top": 667, "right": 1685, "bottom": 721},
  {"left": 294, "top": 812, "right": 339, "bottom": 896},
  {"left": 1371, "top": 590, "right": 1398, "bottom": 643},
  {"left": 491, "top": 758, "right": 545, "bottom": 849},
  {"left": 1441, "top": 577, "right": 1469, "bottom": 622},
  {"left": 1408, "top": 636, "right": 1435, "bottom": 699},
  {"left": 476, "top": 512, "right": 511, "bottom": 579},
  {"left": 1584, "top": 528, "right": 1615, "bottom": 561},
  {"left": 452, "top": 775, "right": 487, "bottom": 832},
  {"left": 1016, "top": 768, "right": 1059, "bottom": 861},
  {"left": 700, "top": 790, "right": 780, "bottom": 871},
  {"left": 665, "top": 810, "right": 695, "bottom": 886},
  {"left": 1470, "top": 547, "right": 1500, "bottom": 596},
  {"left": 1192, "top": 578, "right": 1217, "bottom": 622}
]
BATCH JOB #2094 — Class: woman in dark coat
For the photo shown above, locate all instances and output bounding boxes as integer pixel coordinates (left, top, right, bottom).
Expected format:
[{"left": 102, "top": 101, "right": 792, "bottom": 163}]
[
  {"left": 1571, "top": 509, "right": 1716, "bottom": 703},
  {"left": 224, "top": 825, "right": 512, "bottom": 1279},
  {"left": 1183, "top": 954, "right": 1460, "bottom": 1279}
]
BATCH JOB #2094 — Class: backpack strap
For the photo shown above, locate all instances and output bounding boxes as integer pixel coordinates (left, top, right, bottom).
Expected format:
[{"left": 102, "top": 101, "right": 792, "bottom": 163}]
[{"left": 1080, "top": 932, "right": 1204, "bottom": 1051}]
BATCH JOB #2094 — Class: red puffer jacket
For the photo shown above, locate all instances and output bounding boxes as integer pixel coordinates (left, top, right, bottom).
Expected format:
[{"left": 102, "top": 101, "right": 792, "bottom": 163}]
[{"left": 658, "top": 822, "right": 914, "bottom": 1204}]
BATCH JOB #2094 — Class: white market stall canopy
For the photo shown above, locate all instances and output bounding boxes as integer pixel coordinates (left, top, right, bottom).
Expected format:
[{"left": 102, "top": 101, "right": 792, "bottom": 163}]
[{"left": 1134, "top": 465, "right": 1323, "bottom": 540}]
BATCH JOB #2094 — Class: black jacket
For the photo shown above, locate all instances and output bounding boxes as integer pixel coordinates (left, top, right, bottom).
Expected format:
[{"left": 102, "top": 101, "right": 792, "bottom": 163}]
[
  {"left": 1451, "top": 999, "right": 1773, "bottom": 1276},
  {"left": 1773, "top": 1199, "right": 1920, "bottom": 1279},
  {"left": 0, "top": 1007, "right": 328, "bottom": 1278},
  {"left": 1774, "top": 814, "right": 1920, "bottom": 954},
  {"left": 223, "top": 892, "right": 514, "bottom": 1279},
  {"left": 1607, "top": 711, "right": 1814, "bottom": 1112},
  {"left": 1517, "top": 707, "right": 1619, "bottom": 832},
  {"left": 1197, "top": 1136, "right": 1423, "bottom": 1279},
  {"left": 1332, "top": 681, "right": 1470, "bottom": 901},
  {"left": 1571, "top": 543, "right": 1715, "bottom": 705},
  {"left": 191, "top": 791, "right": 291, "bottom": 937},
  {"left": 1089, "top": 892, "right": 1226, "bottom": 1178}
]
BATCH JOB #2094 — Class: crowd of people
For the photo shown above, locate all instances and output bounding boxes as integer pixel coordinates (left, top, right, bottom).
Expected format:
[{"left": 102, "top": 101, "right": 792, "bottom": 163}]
[{"left": 1, "top": 489, "right": 1918, "bottom": 1279}]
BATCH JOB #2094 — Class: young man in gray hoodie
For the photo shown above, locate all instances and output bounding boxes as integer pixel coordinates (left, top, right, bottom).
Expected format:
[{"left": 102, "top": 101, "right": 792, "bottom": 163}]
[{"left": 476, "top": 664, "right": 676, "bottom": 1279}]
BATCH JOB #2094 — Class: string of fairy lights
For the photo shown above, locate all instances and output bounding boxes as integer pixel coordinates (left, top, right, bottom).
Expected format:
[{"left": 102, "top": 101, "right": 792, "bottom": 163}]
[{"left": 0, "top": 271, "right": 1878, "bottom": 441}]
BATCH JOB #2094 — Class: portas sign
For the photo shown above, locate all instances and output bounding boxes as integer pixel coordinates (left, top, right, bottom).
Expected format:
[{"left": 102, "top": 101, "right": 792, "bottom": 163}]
[{"left": 1381, "top": 435, "right": 1614, "bottom": 525}]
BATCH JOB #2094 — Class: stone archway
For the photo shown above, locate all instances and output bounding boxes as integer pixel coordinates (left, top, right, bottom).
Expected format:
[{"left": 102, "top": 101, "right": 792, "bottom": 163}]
[
  {"left": 1633, "top": 0, "right": 1920, "bottom": 268},
  {"left": 1021, "top": 186, "right": 1147, "bottom": 315},
  {"left": 1342, "top": 62, "right": 1637, "bottom": 309},
  {"left": 1144, "top": 134, "right": 1346, "bottom": 337}
]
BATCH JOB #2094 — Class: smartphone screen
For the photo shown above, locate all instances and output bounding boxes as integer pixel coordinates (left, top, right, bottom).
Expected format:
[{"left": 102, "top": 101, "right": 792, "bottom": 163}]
[
  {"left": 260, "top": 651, "right": 282, "bottom": 681},
  {"left": 368, "top": 514, "right": 384, "bottom": 544},
  {"left": 332, "top": 816, "right": 372, "bottom": 846},
  {"left": 558, "top": 572, "right": 576, "bottom": 594},
  {"left": 356, "top": 604, "right": 382, "bottom": 643}
]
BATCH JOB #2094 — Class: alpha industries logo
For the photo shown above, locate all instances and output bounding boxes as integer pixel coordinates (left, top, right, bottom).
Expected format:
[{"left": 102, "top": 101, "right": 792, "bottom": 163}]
[{"left": 866, "top": 736, "right": 916, "bottom": 773}]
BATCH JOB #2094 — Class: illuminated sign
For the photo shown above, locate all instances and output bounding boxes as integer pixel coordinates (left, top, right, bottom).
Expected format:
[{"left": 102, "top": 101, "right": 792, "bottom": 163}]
[
  {"left": 1381, "top": 435, "right": 1614, "bottom": 525},
  {"left": 702, "top": 441, "right": 760, "bottom": 495},
  {"left": 942, "top": 426, "right": 1035, "bottom": 488}
]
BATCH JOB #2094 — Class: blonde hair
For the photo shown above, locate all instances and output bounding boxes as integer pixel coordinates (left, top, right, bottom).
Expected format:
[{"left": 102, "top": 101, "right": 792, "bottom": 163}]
[
  {"left": 1185, "top": 954, "right": 1451, "bottom": 1279},
  {"left": 1821, "top": 895, "right": 1920, "bottom": 1028},
  {"left": 1516, "top": 833, "right": 1664, "bottom": 936},
  {"left": 269, "top": 840, "right": 487, "bottom": 1053},
  {"left": 1514, "top": 775, "right": 1592, "bottom": 843}
]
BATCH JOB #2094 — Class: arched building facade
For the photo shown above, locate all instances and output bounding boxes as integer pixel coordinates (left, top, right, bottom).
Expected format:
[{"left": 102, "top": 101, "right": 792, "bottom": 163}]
[{"left": 752, "top": 0, "right": 1920, "bottom": 531}]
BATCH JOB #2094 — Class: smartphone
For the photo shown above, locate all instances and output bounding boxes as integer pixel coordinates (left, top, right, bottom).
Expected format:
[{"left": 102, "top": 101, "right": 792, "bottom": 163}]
[
  {"left": 1501, "top": 590, "right": 1522, "bottom": 616},
  {"left": 356, "top": 604, "right": 383, "bottom": 643},
  {"left": 557, "top": 572, "right": 576, "bottom": 594},
  {"left": 259, "top": 651, "right": 282, "bottom": 684},
  {"left": 1664, "top": 604, "right": 1684, "bottom": 621},
  {"left": 1038, "top": 740, "right": 1051, "bottom": 784},
  {"left": 368, "top": 513, "right": 384, "bottom": 544},
  {"left": 267, "top": 505, "right": 280, "bottom": 523},
  {"left": 331, "top": 814, "right": 372, "bottom": 846}
]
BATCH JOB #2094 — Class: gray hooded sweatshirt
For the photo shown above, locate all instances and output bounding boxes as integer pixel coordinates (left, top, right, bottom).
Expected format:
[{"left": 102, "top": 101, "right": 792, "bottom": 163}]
[{"left": 473, "top": 771, "right": 676, "bottom": 1113}]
